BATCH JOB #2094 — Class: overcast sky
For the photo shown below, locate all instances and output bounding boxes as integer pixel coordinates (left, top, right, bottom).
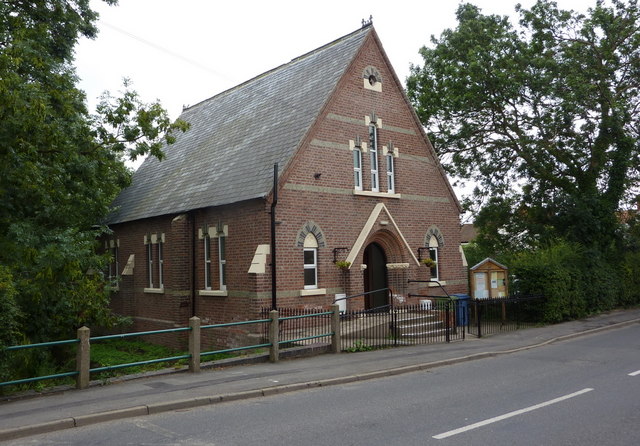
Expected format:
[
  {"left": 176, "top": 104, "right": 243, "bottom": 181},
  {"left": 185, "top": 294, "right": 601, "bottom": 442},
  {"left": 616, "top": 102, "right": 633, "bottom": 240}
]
[
  {"left": 74, "top": 0, "right": 591, "bottom": 206},
  {"left": 75, "top": 0, "right": 590, "bottom": 120}
]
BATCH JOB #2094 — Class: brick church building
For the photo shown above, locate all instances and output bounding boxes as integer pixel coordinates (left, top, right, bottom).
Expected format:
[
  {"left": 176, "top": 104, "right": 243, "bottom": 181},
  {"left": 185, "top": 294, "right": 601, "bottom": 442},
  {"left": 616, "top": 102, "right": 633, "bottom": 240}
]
[{"left": 104, "top": 23, "right": 469, "bottom": 346}]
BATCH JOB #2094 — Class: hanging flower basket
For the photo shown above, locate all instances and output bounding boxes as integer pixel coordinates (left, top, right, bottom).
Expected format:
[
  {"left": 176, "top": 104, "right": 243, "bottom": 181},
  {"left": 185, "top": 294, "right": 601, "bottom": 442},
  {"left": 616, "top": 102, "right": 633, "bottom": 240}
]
[
  {"left": 335, "top": 260, "right": 351, "bottom": 270},
  {"left": 421, "top": 258, "right": 437, "bottom": 268}
]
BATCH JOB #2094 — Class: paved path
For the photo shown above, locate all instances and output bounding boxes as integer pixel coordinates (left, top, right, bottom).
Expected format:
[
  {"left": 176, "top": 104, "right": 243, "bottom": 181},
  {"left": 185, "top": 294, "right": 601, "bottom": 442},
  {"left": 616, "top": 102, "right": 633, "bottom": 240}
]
[{"left": 1, "top": 308, "right": 639, "bottom": 441}]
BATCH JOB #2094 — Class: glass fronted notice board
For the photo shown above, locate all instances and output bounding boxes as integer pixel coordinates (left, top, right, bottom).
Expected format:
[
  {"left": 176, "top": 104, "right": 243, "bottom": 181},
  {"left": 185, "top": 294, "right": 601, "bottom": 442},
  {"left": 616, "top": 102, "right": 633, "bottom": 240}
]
[{"left": 469, "top": 258, "right": 508, "bottom": 299}]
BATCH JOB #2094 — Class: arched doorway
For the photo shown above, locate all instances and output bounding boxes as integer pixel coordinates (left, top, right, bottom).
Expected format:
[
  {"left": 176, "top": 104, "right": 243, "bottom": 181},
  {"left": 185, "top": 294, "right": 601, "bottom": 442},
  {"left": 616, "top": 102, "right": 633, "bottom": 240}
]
[{"left": 363, "top": 242, "right": 388, "bottom": 309}]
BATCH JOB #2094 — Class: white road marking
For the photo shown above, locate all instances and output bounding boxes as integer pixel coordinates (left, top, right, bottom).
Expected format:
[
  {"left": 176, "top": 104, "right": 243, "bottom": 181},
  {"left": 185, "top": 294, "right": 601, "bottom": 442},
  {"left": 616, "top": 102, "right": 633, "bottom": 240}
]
[
  {"left": 433, "top": 388, "right": 594, "bottom": 440},
  {"left": 629, "top": 370, "right": 640, "bottom": 376}
]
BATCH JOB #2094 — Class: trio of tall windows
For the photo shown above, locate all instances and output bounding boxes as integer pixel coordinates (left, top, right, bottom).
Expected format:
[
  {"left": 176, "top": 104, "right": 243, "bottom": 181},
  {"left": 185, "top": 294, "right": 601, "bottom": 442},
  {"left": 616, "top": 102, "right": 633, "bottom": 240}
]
[{"left": 353, "top": 122, "right": 395, "bottom": 193}]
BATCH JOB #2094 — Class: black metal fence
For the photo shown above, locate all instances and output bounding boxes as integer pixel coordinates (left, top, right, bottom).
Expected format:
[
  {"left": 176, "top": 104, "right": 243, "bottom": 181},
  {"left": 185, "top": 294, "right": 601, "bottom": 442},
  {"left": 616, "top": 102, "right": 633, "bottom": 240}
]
[
  {"left": 467, "top": 295, "right": 545, "bottom": 338},
  {"left": 339, "top": 300, "right": 467, "bottom": 351},
  {"left": 261, "top": 294, "right": 545, "bottom": 352}
]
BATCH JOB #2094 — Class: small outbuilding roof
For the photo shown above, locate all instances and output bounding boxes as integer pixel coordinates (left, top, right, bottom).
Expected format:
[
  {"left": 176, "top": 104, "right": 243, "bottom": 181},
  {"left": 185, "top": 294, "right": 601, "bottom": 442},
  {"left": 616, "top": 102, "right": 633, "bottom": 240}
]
[{"left": 470, "top": 257, "right": 508, "bottom": 271}]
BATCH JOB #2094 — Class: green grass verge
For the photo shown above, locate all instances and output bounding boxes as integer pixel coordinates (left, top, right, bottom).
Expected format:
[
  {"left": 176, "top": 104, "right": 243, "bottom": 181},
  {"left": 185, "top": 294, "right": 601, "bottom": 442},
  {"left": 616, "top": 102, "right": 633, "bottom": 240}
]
[
  {"left": 90, "top": 339, "right": 242, "bottom": 380},
  {"left": 90, "top": 339, "right": 189, "bottom": 378}
]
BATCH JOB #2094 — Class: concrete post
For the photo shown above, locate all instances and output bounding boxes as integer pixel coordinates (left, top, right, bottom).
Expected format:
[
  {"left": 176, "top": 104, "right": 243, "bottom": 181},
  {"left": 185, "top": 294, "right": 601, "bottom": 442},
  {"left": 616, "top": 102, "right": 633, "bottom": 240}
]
[
  {"left": 189, "top": 316, "right": 201, "bottom": 373},
  {"left": 76, "top": 326, "right": 90, "bottom": 390},
  {"left": 269, "top": 310, "right": 279, "bottom": 362},
  {"left": 331, "top": 304, "right": 341, "bottom": 354}
]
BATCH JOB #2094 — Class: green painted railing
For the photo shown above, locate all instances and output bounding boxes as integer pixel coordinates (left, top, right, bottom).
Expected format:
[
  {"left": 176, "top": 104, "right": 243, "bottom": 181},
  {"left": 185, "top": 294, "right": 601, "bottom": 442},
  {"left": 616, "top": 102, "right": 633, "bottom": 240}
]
[
  {"left": 0, "top": 339, "right": 81, "bottom": 388},
  {"left": 88, "top": 327, "right": 194, "bottom": 374},
  {"left": 200, "top": 318, "right": 272, "bottom": 358},
  {"left": 91, "top": 327, "right": 191, "bottom": 341},
  {"left": 5, "top": 339, "right": 79, "bottom": 351},
  {"left": 0, "top": 307, "right": 341, "bottom": 390}
]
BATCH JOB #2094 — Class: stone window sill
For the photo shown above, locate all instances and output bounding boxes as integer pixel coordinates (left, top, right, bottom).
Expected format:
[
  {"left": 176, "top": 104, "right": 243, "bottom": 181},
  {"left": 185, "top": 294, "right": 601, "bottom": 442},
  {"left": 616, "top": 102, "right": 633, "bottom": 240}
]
[
  {"left": 300, "top": 288, "right": 327, "bottom": 297},
  {"left": 354, "top": 190, "right": 401, "bottom": 199},
  {"left": 199, "top": 290, "right": 228, "bottom": 297},
  {"left": 428, "top": 281, "right": 446, "bottom": 287},
  {"left": 143, "top": 287, "right": 164, "bottom": 294}
]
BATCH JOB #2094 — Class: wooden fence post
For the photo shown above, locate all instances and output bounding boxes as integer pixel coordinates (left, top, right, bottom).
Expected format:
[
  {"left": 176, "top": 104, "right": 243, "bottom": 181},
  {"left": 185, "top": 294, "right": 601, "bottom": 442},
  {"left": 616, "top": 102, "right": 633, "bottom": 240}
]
[
  {"left": 76, "top": 326, "right": 90, "bottom": 389},
  {"left": 189, "top": 316, "right": 201, "bottom": 373},
  {"left": 269, "top": 310, "right": 279, "bottom": 362}
]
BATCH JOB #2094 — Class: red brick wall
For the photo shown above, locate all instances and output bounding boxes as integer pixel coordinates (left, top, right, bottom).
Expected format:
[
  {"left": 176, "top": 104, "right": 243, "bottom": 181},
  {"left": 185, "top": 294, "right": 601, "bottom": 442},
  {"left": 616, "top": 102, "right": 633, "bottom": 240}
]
[
  {"left": 106, "top": 32, "right": 468, "bottom": 348},
  {"left": 272, "top": 32, "right": 468, "bottom": 310}
]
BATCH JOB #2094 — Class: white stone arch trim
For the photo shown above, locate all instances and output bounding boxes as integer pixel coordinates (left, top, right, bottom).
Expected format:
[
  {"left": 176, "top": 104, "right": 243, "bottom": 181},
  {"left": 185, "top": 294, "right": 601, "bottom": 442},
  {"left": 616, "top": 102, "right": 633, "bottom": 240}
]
[
  {"left": 345, "top": 203, "right": 420, "bottom": 268},
  {"left": 424, "top": 225, "right": 445, "bottom": 247},
  {"left": 363, "top": 66, "right": 383, "bottom": 92},
  {"left": 295, "top": 221, "right": 326, "bottom": 248},
  {"left": 362, "top": 65, "right": 383, "bottom": 83}
]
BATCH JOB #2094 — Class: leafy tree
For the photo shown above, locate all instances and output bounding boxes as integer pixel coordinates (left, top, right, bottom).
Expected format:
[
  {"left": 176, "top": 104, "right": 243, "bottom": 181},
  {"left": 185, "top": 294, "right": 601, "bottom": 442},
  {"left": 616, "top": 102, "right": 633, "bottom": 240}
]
[
  {"left": 0, "top": 0, "right": 188, "bottom": 345},
  {"left": 407, "top": 0, "right": 640, "bottom": 253}
]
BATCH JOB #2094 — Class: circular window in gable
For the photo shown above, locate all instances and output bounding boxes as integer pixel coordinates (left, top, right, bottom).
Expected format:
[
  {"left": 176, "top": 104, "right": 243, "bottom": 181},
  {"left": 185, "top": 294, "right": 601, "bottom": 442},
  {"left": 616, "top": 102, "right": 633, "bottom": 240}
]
[{"left": 362, "top": 66, "right": 382, "bottom": 90}]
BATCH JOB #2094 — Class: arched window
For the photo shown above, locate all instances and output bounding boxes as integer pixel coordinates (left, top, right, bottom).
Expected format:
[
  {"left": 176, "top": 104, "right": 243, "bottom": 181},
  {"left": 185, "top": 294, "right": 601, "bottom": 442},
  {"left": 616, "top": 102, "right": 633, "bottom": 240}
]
[
  {"left": 428, "top": 235, "right": 439, "bottom": 281},
  {"left": 303, "top": 233, "right": 318, "bottom": 289}
]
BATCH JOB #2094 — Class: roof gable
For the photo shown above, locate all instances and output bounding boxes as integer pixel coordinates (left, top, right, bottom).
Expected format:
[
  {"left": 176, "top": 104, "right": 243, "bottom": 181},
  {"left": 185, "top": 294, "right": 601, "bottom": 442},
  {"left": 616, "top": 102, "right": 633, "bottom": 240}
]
[
  {"left": 470, "top": 257, "right": 508, "bottom": 271},
  {"left": 107, "top": 26, "right": 371, "bottom": 224}
]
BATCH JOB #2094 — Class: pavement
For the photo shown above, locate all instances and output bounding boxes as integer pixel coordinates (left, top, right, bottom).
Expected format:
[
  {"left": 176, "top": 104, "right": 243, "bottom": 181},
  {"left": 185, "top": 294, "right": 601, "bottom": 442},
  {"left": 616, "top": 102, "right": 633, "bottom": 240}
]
[{"left": 1, "top": 308, "right": 639, "bottom": 442}]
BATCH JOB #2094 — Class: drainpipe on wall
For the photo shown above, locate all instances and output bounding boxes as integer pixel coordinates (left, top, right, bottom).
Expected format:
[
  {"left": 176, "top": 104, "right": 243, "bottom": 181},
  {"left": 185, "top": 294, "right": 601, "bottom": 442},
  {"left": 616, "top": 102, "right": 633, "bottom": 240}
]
[
  {"left": 271, "top": 163, "right": 278, "bottom": 310},
  {"left": 190, "top": 210, "right": 197, "bottom": 317}
]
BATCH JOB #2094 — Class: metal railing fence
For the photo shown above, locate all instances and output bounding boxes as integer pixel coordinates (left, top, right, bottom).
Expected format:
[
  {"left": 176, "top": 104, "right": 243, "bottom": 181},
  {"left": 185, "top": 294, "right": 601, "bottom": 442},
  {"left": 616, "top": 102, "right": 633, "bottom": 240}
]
[
  {"left": 339, "top": 299, "right": 467, "bottom": 351},
  {"left": 260, "top": 307, "right": 334, "bottom": 346},
  {"left": 89, "top": 327, "right": 192, "bottom": 374},
  {"left": 1, "top": 309, "right": 336, "bottom": 391},
  {"left": 200, "top": 319, "right": 272, "bottom": 359},
  {"left": 1, "top": 295, "right": 546, "bottom": 391},
  {"left": 467, "top": 295, "right": 545, "bottom": 338},
  {"left": 1, "top": 339, "right": 80, "bottom": 388}
]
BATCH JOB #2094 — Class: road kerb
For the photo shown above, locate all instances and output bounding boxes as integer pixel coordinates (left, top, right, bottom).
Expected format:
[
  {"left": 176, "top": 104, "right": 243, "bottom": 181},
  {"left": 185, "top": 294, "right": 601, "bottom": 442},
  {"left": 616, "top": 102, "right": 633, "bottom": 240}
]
[
  {"left": 218, "top": 389, "right": 264, "bottom": 402},
  {"left": 261, "top": 382, "right": 311, "bottom": 396},
  {"left": 0, "top": 418, "right": 75, "bottom": 441},
  {"left": 316, "top": 376, "right": 356, "bottom": 386},
  {"left": 147, "top": 397, "right": 212, "bottom": 415},
  {"left": 73, "top": 406, "right": 149, "bottom": 427}
]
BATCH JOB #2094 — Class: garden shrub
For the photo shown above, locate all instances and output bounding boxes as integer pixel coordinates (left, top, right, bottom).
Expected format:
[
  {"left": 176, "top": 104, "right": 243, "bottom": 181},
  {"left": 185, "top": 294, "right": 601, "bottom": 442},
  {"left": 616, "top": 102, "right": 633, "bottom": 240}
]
[
  {"left": 0, "top": 266, "right": 21, "bottom": 383},
  {"left": 620, "top": 251, "right": 640, "bottom": 306},
  {"left": 508, "top": 241, "right": 588, "bottom": 323}
]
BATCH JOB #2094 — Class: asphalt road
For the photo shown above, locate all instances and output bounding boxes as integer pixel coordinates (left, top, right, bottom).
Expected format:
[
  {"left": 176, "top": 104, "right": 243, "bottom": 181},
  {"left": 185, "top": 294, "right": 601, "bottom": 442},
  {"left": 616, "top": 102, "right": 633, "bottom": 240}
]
[{"left": 7, "top": 324, "right": 640, "bottom": 445}]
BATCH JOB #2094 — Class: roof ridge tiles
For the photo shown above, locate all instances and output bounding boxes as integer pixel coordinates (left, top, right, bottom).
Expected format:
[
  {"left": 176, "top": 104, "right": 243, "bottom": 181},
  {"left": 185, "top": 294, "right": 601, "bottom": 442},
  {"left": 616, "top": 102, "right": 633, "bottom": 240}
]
[{"left": 183, "top": 26, "right": 371, "bottom": 113}]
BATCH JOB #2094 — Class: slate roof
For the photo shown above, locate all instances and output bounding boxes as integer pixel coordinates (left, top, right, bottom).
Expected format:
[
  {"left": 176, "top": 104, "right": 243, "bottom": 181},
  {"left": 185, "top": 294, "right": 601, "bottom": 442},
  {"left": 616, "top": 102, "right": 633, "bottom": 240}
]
[{"left": 106, "top": 26, "right": 372, "bottom": 225}]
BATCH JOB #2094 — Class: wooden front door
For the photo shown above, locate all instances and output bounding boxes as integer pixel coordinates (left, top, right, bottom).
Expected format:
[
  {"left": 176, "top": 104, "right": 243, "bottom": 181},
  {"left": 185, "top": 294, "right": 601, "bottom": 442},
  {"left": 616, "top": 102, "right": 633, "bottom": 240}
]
[{"left": 363, "top": 242, "right": 388, "bottom": 309}]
